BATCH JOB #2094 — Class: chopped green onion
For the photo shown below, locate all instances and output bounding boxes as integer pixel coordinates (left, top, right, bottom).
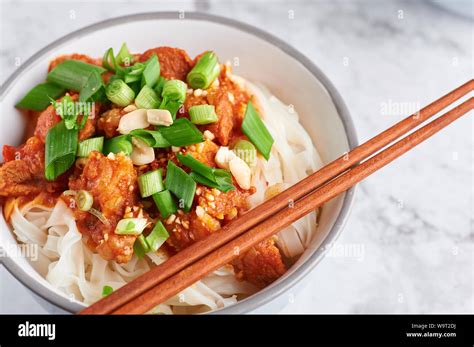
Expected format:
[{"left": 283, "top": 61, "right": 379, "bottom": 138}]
[
  {"left": 233, "top": 139, "right": 257, "bottom": 167},
  {"left": 138, "top": 169, "right": 164, "bottom": 198},
  {"left": 77, "top": 137, "right": 104, "bottom": 157},
  {"left": 178, "top": 153, "right": 235, "bottom": 192},
  {"left": 159, "top": 118, "right": 204, "bottom": 146},
  {"left": 102, "top": 285, "right": 114, "bottom": 297},
  {"left": 241, "top": 101, "right": 274, "bottom": 160},
  {"left": 152, "top": 190, "right": 177, "bottom": 218},
  {"left": 51, "top": 95, "right": 78, "bottom": 130},
  {"left": 106, "top": 79, "right": 135, "bottom": 106},
  {"left": 45, "top": 121, "right": 78, "bottom": 181},
  {"left": 47, "top": 60, "right": 105, "bottom": 92},
  {"left": 135, "top": 86, "right": 160, "bottom": 109},
  {"left": 189, "top": 104, "right": 218, "bottom": 125},
  {"left": 187, "top": 51, "right": 220, "bottom": 89},
  {"left": 146, "top": 221, "right": 169, "bottom": 252},
  {"left": 159, "top": 99, "right": 182, "bottom": 119},
  {"left": 153, "top": 76, "right": 167, "bottom": 96},
  {"left": 162, "top": 80, "right": 187, "bottom": 103},
  {"left": 165, "top": 161, "right": 196, "bottom": 212},
  {"left": 115, "top": 218, "right": 148, "bottom": 235},
  {"left": 79, "top": 69, "right": 104, "bottom": 102},
  {"left": 103, "top": 135, "right": 133, "bottom": 156},
  {"left": 177, "top": 153, "right": 214, "bottom": 181},
  {"left": 134, "top": 235, "right": 150, "bottom": 259},
  {"left": 102, "top": 48, "right": 117, "bottom": 72},
  {"left": 16, "top": 82, "right": 66, "bottom": 111},
  {"left": 76, "top": 190, "right": 93, "bottom": 211},
  {"left": 142, "top": 54, "right": 160, "bottom": 88},
  {"left": 130, "top": 129, "right": 170, "bottom": 148},
  {"left": 189, "top": 171, "right": 235, "bottom": 193},
  {"left": 116, "top": 43, "right": 134, "bottom": 67},
  {"left": 89, "top": 208, "right": 109, "bottom": 225}
]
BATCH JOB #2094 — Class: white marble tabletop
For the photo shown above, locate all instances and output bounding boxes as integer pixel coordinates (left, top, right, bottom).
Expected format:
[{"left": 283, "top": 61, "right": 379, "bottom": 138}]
[{"left": 0, "top": 0, "right": 472, "bottom": 314}]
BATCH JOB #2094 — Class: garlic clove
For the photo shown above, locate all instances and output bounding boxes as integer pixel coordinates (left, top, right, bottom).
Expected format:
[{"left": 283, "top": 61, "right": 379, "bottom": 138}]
[
  {"left": 117, "top": 109, "right": 149, "bottom": 134},
  {"left": 147, "top": 109, "right": 173, "bottom": 126}
]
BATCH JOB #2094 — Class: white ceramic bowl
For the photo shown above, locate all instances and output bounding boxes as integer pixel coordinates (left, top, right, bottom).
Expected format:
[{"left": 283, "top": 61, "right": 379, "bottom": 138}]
[{"left": 0, "top": 12, "right": 357, "bottom": 314}]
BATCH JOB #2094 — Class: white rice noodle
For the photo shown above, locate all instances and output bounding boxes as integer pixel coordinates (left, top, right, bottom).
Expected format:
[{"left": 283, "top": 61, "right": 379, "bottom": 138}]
[
  {"left": 10, "top": 199, "right": 250, "bottom": 313},
  {"left": 235, "top": 76, "right": 324, "bottom": 258}
]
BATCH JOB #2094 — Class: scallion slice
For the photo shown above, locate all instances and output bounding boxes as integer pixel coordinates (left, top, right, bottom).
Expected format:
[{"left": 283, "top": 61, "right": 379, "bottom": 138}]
[
  {"left": 102, "top": 48, "right": 117, "bottom": 72},
  {"left": 135, "top": 86, "right": 160, "bottom": 109},
  {"left": 152, "top": 189, "right": 177, "bottom": 218},
  {"left": 233, "top": 139, "right": 257, "bottom": 167},
  {"left": 79, "top": 69, "right": 104, "bottom": 102},
  {"left": 153, "top": 76, "right": 167, "bottom": 96},
  {"left": 16, "top": 82, "right": 66, "bottom": 111},
  {"left": 162, "top": 80, "right": 187, "bottom": 103},
  {"left": 165, "top": 161, "right": 196, "bottom": 212},
  {"left": 159, "top": 99, "right": 182, "bottom": 119},
  {"left": 77, "top": 137, "right": 104, "bottom": 157},
  {"left": 102, "top": 285, "right": 114, "bottom": 297},
  {"left": 45, "top": 121, "right": 78, "bottom": 181},
  {"left": 115, "top": 218, "right": 148, "bottom": 235},
  {"left": 189, "top": 104, "right": 218, "bottom": 124},
  {"left": 187, "top": 51, "right": 220, "bottom": 89},
  {"left": 142, "top": 54, "right": 160, "bottom": 88},
  {"left": 189, "top": 171, "right": 235, "bottom": 193},
  {"left": 146, "top": 220, "right": 169, "bottom": 252},
  {"left": 116, "top": 43, "right": 134, "bottom": 67},
  {"left": 76, "top": 190, "right": 93, "bottom": 211},
  {"left": 130, "top": 129, "right": 170, "bottom": 148},
  {"left": 159, "top": 118, "right": 204, "bottom": 146},
  {"left": 178, "top": 153, "right": 235, "bottom": 192},
  {"left": 134, "top": 235, "right": 150, "bottom": 259},
  {"left": 138, "top": 169, "right": 164, "bottom": 198},
  {"left": 47, "top": 60, "right": 105, "bottom": 91},
  {"left": 106, "top": 79, "right": 135, "bottom": 106},
  {"left": 103, "top": 135, "right": 133, "bottom": 156},
  {"left": 241, "top": 101, "right": 274, "bottom": 160}
]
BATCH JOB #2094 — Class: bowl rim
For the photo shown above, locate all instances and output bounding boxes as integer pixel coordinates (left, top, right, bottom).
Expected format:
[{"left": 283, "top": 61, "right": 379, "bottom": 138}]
[{"left": 0, "top": 11, "right": 358, "bottom": 314}]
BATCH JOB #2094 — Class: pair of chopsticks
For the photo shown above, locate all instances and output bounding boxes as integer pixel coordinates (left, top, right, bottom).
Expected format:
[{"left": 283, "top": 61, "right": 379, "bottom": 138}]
[{"left": 81, "top": 80, "right": 473, "bottom": 315}]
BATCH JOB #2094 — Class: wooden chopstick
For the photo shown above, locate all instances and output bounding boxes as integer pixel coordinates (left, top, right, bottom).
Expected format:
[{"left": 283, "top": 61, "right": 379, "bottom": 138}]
[
  {"left": 111, "top": 97, "right": 473, "bottom": 314},
  {"left": 80, "top": 80, "right": 473, "bottom": 315}
]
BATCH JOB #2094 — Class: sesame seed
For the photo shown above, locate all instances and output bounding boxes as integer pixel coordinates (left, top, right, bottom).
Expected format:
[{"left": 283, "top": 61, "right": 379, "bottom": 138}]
[
  {"left": 166, "top": 214, "right": 176, "bottom": 224},
  {"left": 104, "top": 233, "right": 109, "bottom": 241},
  {"left": 129, "top": 185, "right": 134, "bottom": 191},
  {"left": 172, "top": 146, "right": 181, "bottom": 153},
  {"left": 189, "top": 145, "right": 196, "bottom": 151},
  {"left": 209, "top": 202, "right": 216, "bottom": 209},
  {"left": 193, "top": 89, "right": 203, "bottom": 97},
  {"left": 206, "top": 193, "right": 215, "bottom": 201},
  {"left": 182, "top": 221, "right": 189, "bottom": 229},
  {"left": 202, "top": 90, "right": 208, "bottom": 96},
  {"left": 228, "top": 92, "right": 235, "bottom": 104},
  {"left": 186, "top": 88, "right": 193, "bottom": 94},
  {"left": 196, "top": 187, "right": 202, "bottom": 195},
  {"left": 175, "top": 217, "right": 181, "bottom": 225},
  {"left": 107, "top": 153, "right": 116, "bottom": 160},
  {"left": 197, "top": 143, "right": 204, "bottom": 153},
  {"left": 203, "top": 130, "right": 215, "bottom": 140},
  {"left": 196, "top": 206, "right": 205, "bottom": 218}
]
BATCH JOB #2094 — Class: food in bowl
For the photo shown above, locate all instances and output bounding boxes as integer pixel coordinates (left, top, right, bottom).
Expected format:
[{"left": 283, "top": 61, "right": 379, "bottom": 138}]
[{"left": 0, "top": 44, "right": 323, "bottom": 314}]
